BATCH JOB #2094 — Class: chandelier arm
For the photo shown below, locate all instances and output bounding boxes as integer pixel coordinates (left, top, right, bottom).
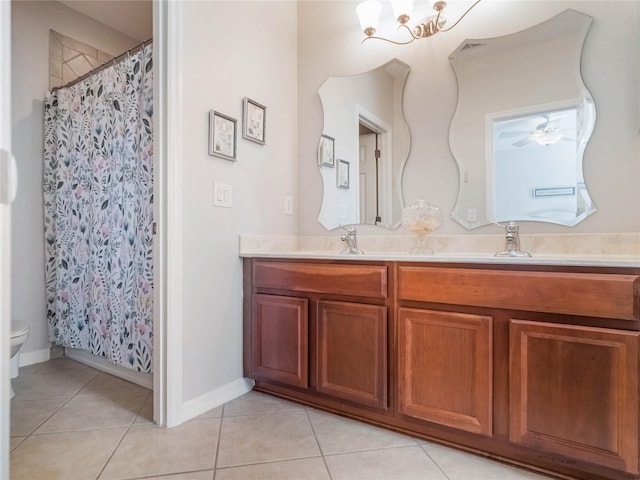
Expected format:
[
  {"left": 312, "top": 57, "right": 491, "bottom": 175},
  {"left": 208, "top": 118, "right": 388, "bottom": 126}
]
[
  {"left": 361, "top": 35, "right": 416, "bottom": 46},
  {"left": 434, "top": 9, "right": 443, "bottom": 33},
  {"left": 438, "top": 0, "right": 483, "bottom": 32},
  {"left": 398, "top": 23, "right": 421, "bottom": 40}
]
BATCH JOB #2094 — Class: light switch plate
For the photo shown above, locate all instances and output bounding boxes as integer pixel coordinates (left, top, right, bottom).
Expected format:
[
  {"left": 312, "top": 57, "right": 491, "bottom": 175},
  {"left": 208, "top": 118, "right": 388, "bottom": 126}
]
[
  {"left": 284, "top": 195, "right": 293, "bottom": 215},
  {"left": 213, "top": 182, "right": 232, "bottom": 207},
  {"left": 338, "top": 203, "right": 347, "bottom": 219}
]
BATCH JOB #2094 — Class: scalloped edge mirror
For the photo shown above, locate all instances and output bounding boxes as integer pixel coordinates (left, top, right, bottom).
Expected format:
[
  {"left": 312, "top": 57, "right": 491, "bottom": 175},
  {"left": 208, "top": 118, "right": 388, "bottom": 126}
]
[
  {"left": 449, "top": 9, "right": 596, "bottom": 229},
  {"left": 317, "top": 58, "right": 410, "bottom": 231}
]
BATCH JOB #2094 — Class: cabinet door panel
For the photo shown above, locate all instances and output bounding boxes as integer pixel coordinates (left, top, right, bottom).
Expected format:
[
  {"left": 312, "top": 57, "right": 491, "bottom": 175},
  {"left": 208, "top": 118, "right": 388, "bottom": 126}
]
[
  {"left": 398, "top": 308, "right": 493, "bottom": 436},
  {"left": 510, "top": 320, "right": 639, "bottom": 473},
  {"left": 252, "top": 294, "right": 308, "bottom": 388},
  {"left": 317, "top": 301, "right": 387, "bottom": 409}
]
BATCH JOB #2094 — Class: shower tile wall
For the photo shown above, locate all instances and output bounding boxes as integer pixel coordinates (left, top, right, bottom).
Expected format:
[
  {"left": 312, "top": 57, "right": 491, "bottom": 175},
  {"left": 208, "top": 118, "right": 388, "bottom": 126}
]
[{"left": 49, "top": 31, "right": 113, "bottom": 90}]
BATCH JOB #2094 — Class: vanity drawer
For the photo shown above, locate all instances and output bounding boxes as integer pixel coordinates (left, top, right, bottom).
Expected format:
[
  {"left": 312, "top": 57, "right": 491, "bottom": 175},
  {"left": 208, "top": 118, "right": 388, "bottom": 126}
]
[
  {"left": 253, "top": 261, "right": 388, "bottom": 299},
  {"left": 397, "top": 266, "right": 640, "bottom": 320}
]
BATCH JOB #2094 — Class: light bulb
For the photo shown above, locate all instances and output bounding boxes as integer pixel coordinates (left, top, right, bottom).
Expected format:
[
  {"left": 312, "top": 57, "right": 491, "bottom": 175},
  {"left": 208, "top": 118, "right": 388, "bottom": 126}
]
[
  {"left": 356, "top": 0, "right": 382, "bottom": 36},
  {"left": 391, "top": 0, "right": 414, "bottom": 24}
]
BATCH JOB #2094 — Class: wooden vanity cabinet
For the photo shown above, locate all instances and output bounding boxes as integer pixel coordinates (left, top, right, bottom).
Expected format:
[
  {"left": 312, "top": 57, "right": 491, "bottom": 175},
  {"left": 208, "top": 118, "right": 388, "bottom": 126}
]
[
  {"left": 252, "top": 294, "right": 309, "bottom": 388},
  {"left": 509, "top": 319, "right": 639, "bottom": 474},
  {"left": 396, "top": 263, "right": 640, "bottom": 478},
  {"left": 244, "top": 258, "right": 640, "bottom": 480},
  {"left": 397, "top": 307, "right": 493, "bottom": 436},
  {"left": 245, "top": 259, "right": 391, "bottom": 412},
  {"left": 317, "top": 300, "right": 388, "bottom": 409}
]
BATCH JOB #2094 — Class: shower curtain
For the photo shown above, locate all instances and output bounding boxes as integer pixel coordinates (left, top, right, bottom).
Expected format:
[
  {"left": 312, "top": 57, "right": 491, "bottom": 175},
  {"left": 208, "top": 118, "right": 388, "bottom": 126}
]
[{"left": 43, "top": 44, "right": 154, "bottom": 372}]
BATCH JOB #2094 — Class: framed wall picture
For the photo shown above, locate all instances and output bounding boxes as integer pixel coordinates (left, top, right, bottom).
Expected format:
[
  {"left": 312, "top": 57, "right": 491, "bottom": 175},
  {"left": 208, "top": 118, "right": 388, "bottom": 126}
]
[
  {"left": 209, "top": 110, "right": 237, "bottom": 161},
  {"left": 337, "top": 159, "right": 350, "bottom": 189},
  {"left": 242, "top": 97, "right": 266, "bottom": 145},
  {"left": 318, "top": 134, "right": 335, "bottom": 167}
]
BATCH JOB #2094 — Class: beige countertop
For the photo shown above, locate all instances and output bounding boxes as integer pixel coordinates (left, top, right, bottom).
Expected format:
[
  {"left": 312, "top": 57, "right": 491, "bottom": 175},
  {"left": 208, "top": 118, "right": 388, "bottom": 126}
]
[{"left": 239, "top": 233, "right": 640, "bottom": 268}]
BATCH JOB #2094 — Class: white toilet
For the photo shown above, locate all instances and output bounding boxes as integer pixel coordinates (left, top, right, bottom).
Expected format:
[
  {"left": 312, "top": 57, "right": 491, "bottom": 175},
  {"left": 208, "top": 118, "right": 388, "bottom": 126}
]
[{"left": 10, "top": 321, "right": 29, "bottom": 398}]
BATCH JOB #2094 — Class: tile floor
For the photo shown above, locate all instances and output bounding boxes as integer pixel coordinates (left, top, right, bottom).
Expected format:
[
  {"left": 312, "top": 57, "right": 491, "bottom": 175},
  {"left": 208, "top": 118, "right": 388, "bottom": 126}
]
[{"left": 10, "top": 357, "right": 555, "bottom": 480}]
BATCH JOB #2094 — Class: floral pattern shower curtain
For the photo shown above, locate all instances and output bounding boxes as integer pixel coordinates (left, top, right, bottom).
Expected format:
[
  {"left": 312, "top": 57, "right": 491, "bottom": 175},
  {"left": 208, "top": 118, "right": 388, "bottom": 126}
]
[{"left": 43, "top": 45, "right": 153, "bottom": 372}]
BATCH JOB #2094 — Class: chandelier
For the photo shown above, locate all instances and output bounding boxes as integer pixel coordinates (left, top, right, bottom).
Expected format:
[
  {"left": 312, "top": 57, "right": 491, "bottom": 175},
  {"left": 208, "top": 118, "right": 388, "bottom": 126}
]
[{"left": 356, "top": 0, "right": 482, "bottom": 45}]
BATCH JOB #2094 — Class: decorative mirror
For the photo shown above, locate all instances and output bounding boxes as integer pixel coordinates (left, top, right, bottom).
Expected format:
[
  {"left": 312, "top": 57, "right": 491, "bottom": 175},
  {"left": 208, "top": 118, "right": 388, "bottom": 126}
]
[
  {"left": 449, "top": 9, "right": 596, "bottom": 229},
  {"left": 317, "top": 59, "right": 410, "bottom": 231}
]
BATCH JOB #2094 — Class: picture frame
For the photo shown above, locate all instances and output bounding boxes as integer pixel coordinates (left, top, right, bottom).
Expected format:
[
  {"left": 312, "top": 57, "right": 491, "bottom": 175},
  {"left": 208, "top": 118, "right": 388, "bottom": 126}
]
[
  {"left": 318, "top": 134, "right": 335, "bottom": 167},
  {"left": 337, "top": 159, "right": 350, "bottom": 189},
  {"left": 208, "top": 110, "right": 237, "bottom": 161},
  {"left": 242, "top": 97, "right": 266, "bottom": 145}
]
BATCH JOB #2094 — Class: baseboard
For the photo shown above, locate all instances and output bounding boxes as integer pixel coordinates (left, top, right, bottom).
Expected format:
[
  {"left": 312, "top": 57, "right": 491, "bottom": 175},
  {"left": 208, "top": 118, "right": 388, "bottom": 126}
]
[
  {"left": 19, "top": 348, "right": 50, "bottom": 367},
  {"left": 181, "top": 377, "right": 255, "bottom": 422},
  {"left": 65, "top": 348, "right": 153, "bottom": 390}
]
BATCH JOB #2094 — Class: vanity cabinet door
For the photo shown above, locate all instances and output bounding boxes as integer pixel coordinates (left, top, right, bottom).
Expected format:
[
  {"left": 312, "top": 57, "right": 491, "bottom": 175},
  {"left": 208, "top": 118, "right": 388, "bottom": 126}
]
[
  {"left": 317, "top": 300, "right": 387, "bottom": 409},
  {"left": 252, "top": 294, "right": 309, "bottom": 389},
  {"left": 510, "top": 320, "right": 639, "bottom": 473},
  {"left": 397, "top": 307, "right": 493, "bottom": 436}
]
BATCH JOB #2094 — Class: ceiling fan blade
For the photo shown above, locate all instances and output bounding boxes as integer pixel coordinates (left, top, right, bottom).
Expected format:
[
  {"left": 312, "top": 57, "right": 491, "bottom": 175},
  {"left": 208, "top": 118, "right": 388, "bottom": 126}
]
[
  {"left": 513, "top": 137, "right": 532, "bottom": 147},
  {"left": 500, "top": 130, "right": 531, "bottom": 138}
]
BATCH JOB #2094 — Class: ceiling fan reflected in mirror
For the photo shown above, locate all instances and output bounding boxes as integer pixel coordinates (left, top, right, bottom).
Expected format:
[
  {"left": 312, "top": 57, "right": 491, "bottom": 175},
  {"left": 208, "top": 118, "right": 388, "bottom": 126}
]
[{"left": 498, "top": 109, "right": 577, "bottom": 148}]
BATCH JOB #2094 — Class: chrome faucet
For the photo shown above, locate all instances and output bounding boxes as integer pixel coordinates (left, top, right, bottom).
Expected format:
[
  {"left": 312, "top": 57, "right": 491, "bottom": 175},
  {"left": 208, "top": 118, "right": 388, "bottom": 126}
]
[
  {"left": 340, "top": 225, "right": 364, "bottom": 255},
  {"left": 495, "top": 222, "right": 531, "bottom": 258}
]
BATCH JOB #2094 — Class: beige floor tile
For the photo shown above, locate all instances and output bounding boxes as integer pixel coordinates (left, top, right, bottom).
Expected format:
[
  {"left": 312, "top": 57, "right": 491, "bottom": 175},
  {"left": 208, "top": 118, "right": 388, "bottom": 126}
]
[
  {"left": 16, "top": 362, "right": 48, "bottom": 377},
  {"left": 78, "top": 372, "right": 150, "bottom": 397},
  {"left": 195, "top": 404, "right": 223, "bottom": 420},
  {"left": 133, "top": 394, "right": 154, "bottom": 424},
  {"left": 222, "top": 390, "right": 305, "bottom": 417},
  {"left": 16, "top": 359, "right": 99, "bottom": 391},
  {"left": 10, "top": 427, "right": 126, "bottom": 480},
  {"left": 99, "top": 418, "right": 220, "bottom": 479},
  {"left": 12, "top": 371, "right": 92, "bottom": 400},
  {"left": 307, "top": 408, "right": 417, "bottom": 455},
  {"left": 139, "top": 471, "right": 214, "bottom": 480},
  {"left": 421, "top": 443, "right": 553, "bottom": 479},
  {"left": 35, "top": 391, "right": 149, "bottom": 433},
  {"left": 215, "top": 457, "right": 330, "bottom": 480},
  {"left": 34, "top": 357, "right": 100, "bottom": 378},
  {"left": 10, "top": 436, "right": 26, "bottom": 452},
  {"left": 325, "top": 445, "right": 447, "bottom": 480},
  {"left": 216, "top": 410, "right": 320, "bottom": 467},
  {"left": 10, "top": 398, "right": 67, "bottom": 436}
]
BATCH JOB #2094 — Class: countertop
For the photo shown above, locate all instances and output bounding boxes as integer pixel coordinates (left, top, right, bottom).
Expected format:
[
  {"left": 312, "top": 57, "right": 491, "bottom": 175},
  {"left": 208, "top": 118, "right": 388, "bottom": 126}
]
[{"left": 239, "top": 250, "right": 640, "bottom": 268}]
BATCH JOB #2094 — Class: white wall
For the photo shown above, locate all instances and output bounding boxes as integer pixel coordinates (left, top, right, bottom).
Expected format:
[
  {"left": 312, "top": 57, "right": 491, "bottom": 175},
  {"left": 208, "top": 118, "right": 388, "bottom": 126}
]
[
  {"left": 297, "top": 1, "right": 640, "bottom": 236},
  {"left": 11, "top": 0, "right": 139, "bottom": 361},
  {"left": 179, "top": 1, "right": 297, "bottom": 403}
]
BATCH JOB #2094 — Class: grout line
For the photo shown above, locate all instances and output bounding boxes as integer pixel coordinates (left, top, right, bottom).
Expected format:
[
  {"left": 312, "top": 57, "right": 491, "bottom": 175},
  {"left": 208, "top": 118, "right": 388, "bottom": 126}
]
[
  {"left": 214, "top": 454, "right": 324, "bottom": 471},
  {"left": 419, "top": 443, "right": 453, "bottom": 480},
  {"left": 94, "top": 386, "right": 156, "bottom": 479},
  {"left": 321, "top": 443, "right": 433, "bottom": 458},
  {"left": 304, "top": 406, "right": 333, "bottom": 480},
  {"left": 221, "top": 406, "right": 305, "bottom": 418},
  {"left": 93, "top": 415, "right": 133, "bottom": 479},
  {"left": 212, "top": 403, "right": 225, "bottom": 479},
  {"left": 109, "top": 468, "right": 214, "bottom": 480},
  {"left": 16, "top": 389, "right": 82, "bottom": 438}
]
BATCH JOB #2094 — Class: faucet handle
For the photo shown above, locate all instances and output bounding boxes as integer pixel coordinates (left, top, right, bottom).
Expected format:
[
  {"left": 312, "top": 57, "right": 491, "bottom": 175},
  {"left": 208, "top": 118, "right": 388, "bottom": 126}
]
[
  {"left": 339, "top": 225, "right": 356, "bottom": 234},
  {"left": 491, "top": 221, "right": 519, "bottom": 233},
  {"left": 505, "top": 221, "right": 519, "bottom": 233}
]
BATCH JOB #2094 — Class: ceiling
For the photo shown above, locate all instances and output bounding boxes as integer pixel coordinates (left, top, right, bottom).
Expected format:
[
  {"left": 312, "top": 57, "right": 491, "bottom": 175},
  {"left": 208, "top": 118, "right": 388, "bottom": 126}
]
[{"left": 58, "top": 0, "right": 152, "bottom": 42}]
